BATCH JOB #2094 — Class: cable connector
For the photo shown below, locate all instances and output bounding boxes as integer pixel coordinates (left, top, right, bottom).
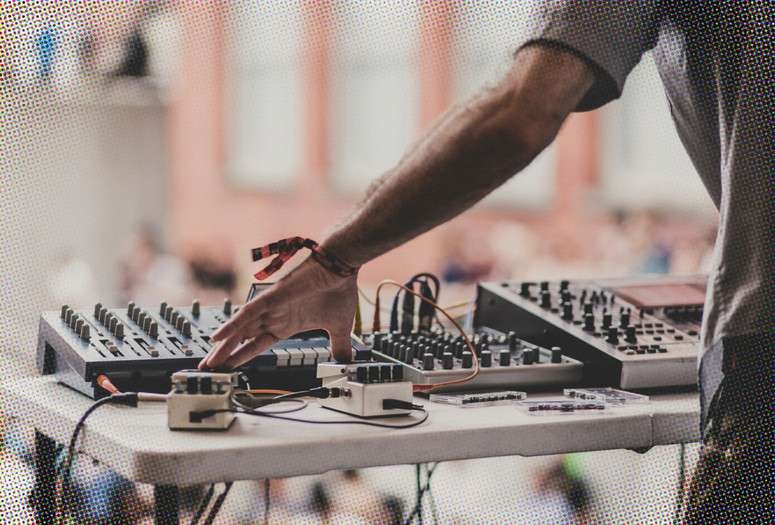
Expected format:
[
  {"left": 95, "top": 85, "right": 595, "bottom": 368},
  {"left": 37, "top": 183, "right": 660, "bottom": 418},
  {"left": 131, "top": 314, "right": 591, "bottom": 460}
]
[
  {"left": 383, "top": 398, "right": 422, "bottom": 411},
  {"left": 109, "top": 392, "right": 139, "bottom": 408}
]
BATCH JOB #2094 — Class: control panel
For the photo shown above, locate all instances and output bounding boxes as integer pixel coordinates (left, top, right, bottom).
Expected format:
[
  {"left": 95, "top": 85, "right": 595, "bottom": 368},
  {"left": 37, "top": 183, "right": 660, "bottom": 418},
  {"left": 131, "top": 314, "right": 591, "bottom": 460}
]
[
  {"left": 475, "top": 275, "right": 705, "bottom": 389},
  {"left": 367, "top": 327, "right": 583, "bottom": 393},
  {"left": 37, "top": 299, "right": 369, "bottom": 399}
]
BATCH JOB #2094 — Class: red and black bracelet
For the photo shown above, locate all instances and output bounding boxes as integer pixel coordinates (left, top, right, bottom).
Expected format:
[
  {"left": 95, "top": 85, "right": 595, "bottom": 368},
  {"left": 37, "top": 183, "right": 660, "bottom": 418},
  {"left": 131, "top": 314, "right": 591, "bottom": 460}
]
[{"left": 250, "top": 237, "right": 358, "bottom": 280}]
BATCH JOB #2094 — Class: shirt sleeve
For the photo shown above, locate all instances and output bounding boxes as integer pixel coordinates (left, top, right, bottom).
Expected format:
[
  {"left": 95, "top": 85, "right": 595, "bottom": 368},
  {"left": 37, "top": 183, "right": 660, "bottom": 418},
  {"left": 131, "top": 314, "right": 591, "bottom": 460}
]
[{"left": 518, "top": 0, "right": 664, "bottom": 111}]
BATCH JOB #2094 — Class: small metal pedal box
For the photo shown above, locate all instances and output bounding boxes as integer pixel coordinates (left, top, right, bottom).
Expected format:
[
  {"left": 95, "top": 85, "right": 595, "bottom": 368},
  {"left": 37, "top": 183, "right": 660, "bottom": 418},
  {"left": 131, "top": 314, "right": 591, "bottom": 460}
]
[
  {"left": 316, "top": 362, "right": 413, "bottom": 418},
  {"left": 168, "top": 370, "right": 238, "bottom": 430}
]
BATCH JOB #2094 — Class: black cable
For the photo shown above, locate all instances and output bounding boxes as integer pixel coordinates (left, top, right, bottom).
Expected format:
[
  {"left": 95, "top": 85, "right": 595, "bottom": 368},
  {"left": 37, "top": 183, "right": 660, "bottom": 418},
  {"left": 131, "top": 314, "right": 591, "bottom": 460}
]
[
  {"left": 404, "top": 462, "right": 440, "bottom": 525},
  {"left": 196, "top": 406, "right": 429, "bottom": 429},
  {"left": 57, "top": 393, "right": 138, "bottom": 525},
  {"left": 424, "top": 463, "right": 440, "bottom": 525},
  {"left": 415, "top": 464, "right": 424, "bottom": 525},
  {"left": 190, "top": 484, "right": 215, "bottom": 525},
  {"left": 201, "top": 482, "right": 233, "bottom": 525},
  {"left": 263, "top": 479, "right": 271, "bottom": 525}
]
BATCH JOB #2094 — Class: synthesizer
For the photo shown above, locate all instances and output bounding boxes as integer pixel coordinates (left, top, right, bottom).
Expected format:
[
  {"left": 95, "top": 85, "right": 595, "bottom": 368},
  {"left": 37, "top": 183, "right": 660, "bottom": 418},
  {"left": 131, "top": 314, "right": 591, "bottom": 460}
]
[
  {"left": 37, "top": 299, "right": 369, "bottom": 399},
  {"left": 366, "top": 327, "right": 583, "bottom": 393},
  {"left": 474, "top": 275, "right": 705, "bottom": 389}
]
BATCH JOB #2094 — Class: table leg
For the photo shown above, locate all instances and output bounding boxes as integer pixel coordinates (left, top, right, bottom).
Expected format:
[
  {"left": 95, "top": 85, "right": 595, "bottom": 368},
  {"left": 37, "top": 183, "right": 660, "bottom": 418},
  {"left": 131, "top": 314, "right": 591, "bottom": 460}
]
[
  {"left": 33, "top": 430, "right": 57, "bottom": 525},
  {"left": 154, "top": 484, "right": 180, "bottom": 525}
]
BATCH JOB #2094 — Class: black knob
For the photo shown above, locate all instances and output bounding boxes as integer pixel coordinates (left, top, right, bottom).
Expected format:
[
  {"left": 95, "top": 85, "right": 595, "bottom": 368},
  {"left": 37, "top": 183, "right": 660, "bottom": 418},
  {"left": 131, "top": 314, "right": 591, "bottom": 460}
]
[
  {"left": 182, "top": 320, "right": 192, "bottom": 338},
  {"left": 160, "top": 301, "right": 168, "bottom": 316},
  {"left": 368, "top": 366, "right": 380, "bottom": 383},
  {"left": 519, "top": 282, "right": 532, "bottom": 297},
  {"left": 192, "top": 300, "right": 201, "bottom": 317},
  {"left": 522, "top": 350, "right": 533, "bottom": 365},
  {"left": 423, "top": 353, "right": 435, "bottom": 371},
  {"left": 403, "top": 346, "right": 414, "bottom": 364},
  {"left": 607, "top": 327, "right": 619, "bottom": 345},
  {"left": 551, "top": 346, "right": 562, "bottom": 363},
  {"left": 507, "top": 331, "right": 519, "bottom": 352},
  {"left": 149, "top": 321, "right": 159, "bottom": 339},
  {"left": 115, "top": 323, "right": 124, "bottom": 340},
  {"left": 626, "top": 326, "right": 637, "bottom": 344},
  {"left": 93, "top": 303, "right": 102, "bottom": 318},
  {"left": 480, "top": 350, "right": 492, "bottom": 367},
  {"left": 165, "top": 306, "right": 174, "bottom": 322},
  {"left": 583, "top": 314, "right": 595, "bottom": 331},
  {"left": 583, "top": 302, "right": 593, "bottom": 315},
  {"left": 223, "top": 299, "right": 232, "bottom": 316},
  {"left": 80, "top": 324, "right": 90, "bottom": 341},
  {"left": 442, "top": 352, "right": 454, "bottom": 370},
  {"left": 540, "top": 281, "right": 549, "bottom": 292},
  {"left": 620, "top": 311, "right": 630, "bottom": 328},
  {"left": 602, "top": 313, "right": 612, "bottom": 329},
  {"left": 540, "top": 291, "right": 551, "bottom": 309},
  {"left": 109, "top": 316, "right": 118, "bottom": 335},
  {"left": 562, "top": 302, "right": 573, "bottom": 321},
  {"left": 499, "top": 349, "right": 511, "bottom": 367},
  {"left": 356, "top": 366, "right": 368, "bottom": 383},
  {"left": 170, "top": 311, "right": 178, "bottom": 326},
  {"left": 392, "top": 364, "right": 403, "bottom": 381},
  {"left": 61, "top": 305, "right": 70, "bottom": 320},
  {"left": 461, "top": 352, "right": 473, "bottom": 369},
  {"left": 127, "top": 302, "right": 135, "bottom": 318},
  {"left": 559, "top": 280, "right": 570, "bottom": 291},
  {"left": 532, "top": 347, "right": 541, "bottom": 364}
]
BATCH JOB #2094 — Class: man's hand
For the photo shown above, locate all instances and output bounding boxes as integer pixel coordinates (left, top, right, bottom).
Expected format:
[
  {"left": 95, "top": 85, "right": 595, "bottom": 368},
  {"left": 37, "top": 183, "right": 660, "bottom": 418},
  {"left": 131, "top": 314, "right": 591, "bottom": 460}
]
[{"left": 199, "top": 258, "right": 358, "bottom": 370}]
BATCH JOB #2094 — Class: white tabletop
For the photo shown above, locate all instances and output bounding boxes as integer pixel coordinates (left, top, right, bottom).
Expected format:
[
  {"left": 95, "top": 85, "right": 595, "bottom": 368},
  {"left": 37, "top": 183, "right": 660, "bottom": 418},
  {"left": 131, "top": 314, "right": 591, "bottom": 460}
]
[{"left": 0, "top": 377, "right": 699, "bottom": 485}]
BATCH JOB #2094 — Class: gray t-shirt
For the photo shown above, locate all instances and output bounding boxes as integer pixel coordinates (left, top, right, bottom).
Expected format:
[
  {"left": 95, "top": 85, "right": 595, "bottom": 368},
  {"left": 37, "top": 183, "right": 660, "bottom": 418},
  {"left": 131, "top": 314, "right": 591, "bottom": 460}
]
[{"left": 520, "top": 1, "right": 773, "bottom": 419}]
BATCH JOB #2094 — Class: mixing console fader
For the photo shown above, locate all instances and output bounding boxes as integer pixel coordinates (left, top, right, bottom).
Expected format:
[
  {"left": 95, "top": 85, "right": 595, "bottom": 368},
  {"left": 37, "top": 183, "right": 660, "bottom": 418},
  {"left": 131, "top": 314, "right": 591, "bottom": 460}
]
[
  {"left": 475, "top": 275, "right": 706, "bottom": 389},
  {"left": 367, "top": 327, "right": 583, "bottom": 392},
  {"left": 37, "top": 299, "right": 369, "bottom": 399}
]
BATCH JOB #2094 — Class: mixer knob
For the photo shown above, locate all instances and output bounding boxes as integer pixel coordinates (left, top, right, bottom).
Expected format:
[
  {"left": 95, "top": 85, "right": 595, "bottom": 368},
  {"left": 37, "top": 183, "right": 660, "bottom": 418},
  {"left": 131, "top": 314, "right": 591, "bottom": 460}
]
[
  {"left": 522, "top": 350, "right": 533, "bottom": 365},
  {"left": 403, "top": 346, "right": 414, "bottom": 364},
  {"left": 626, "top": 326, "right": 637, "bottom": 344},
  {"left": 175, "top": 316, "right": 185, "bottom": 332},
  {"left": 149, "top": 321, "right": 159, "bottom": 339},
  {"left": 532, "top": 347, "right": 541, "bottom": 363},
  {"left": 99, "top": 307, "right": 108, "bottom": 325},
  {"left": 480, "top": 350, "right": 492, "bottom": 368},
  {"left": 165, "top": 305, "right": 174, "bottom": 322},
  {"left": 192, "top": 300, "right": 201, "bottom": 317},
  {"left": 540, "top": 291, "right": 552, "bottom": 309},
  {"left": 115, "top": 323, "right": 124, "bottom": 340},
  {"left": 170, "top": 311, "right": 179, "bottom": 326},
  {"left": 64, "top": 308, "right": 73, "bottom": 325},
  {"left": 223, "top": 299, "right": 232, "bottom": 316},
  {"left": 80, "top": 324, "right": 90, "bottom": 341},
  {"left": 75, "top": 317, "right": 84, "bottom": 334},
  {"left": 562, "top": 302, "right": 574, "bottom": 321},
  {"left": 423, "top": 353, "right": 435, "bottom": 371},
  {"left": 182, "top": 320, "right": 192, "bottom": 338},
  {"left": 160, "top": 301, "right": 168, "bottom": 316},
  {"left": 356, "top": 366, "right": 368, "bottom": 383},
  {"left": 539, "top": 281, "right": 549, "bottom": 292},
  {"left": 109, "top": 316, "right": 118, "bottom": 334},
  {"left": 442, "top": 352, "right": 454, "bottom": 370},
  {"left": 602, "top": 313, "right": 612, "bottom": 329},
  {"left": 590, "top": 291, "right": 599, "bottom": 304},
  {"left": 142, "top": 316, "right": 152, "bottom": 333},
  {"left": 620, "top": 311, "right": 631, "bottom": 328},
  {"left": 583, "top": 302, "right": 593, "bottom": 315},
  {"left": 519, "top": 282, "right": 532, "bottom": 297},
  {"left": 137, "top": 311, "right": 146, "bottom": 327},
  {"left": 61, "top": 305, "right": 69, "bottom": 320},
  {"left": 127, "top": 302, "right": 136, "bottom": 318},
  {"left": 499, "top": 349, "right": 511, "bottom": 367},
  {"left": 560, "top": 280, "right": 569, "bottom": 291},
  {"left": 551, "top": 347, "right": 562, "bottom": 363},
  {"left": 583, "top": 314, "right": 595, "bottom": 332},
  {"left": 606, "top": 327, "right": 619, "bottom": 345},
  {"left": 461, "top": 352, "right": 473, "bottom": 369},
  {"left": 93, "top": 303, "right": 102, "bottom": 319}
]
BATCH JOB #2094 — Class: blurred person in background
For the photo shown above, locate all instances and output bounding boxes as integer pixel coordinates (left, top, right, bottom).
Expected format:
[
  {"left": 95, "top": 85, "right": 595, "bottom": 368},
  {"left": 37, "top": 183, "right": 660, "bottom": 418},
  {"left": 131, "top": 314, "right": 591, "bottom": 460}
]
[
  {"left": 119, "top": 223, "right": 189, "bottom": 306},
  {"left": 205, "top": 3, "right": 773, "bottom": 523}
]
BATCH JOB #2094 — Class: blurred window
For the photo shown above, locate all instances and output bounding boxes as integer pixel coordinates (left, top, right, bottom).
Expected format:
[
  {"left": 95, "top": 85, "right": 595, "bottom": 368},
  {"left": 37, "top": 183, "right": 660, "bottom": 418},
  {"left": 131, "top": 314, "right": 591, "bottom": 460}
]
[
  {"left": 327, "top": 0, "right": 420, "bottom": 194},
  {"left": 599, "top": 55, "right": 714, "bottom": 212},
  {"left": 452, "top": 1, "right": 554, "bottom": 210},
  {"left": 225, "top": 0, "right": 304, "bottom": 189}
]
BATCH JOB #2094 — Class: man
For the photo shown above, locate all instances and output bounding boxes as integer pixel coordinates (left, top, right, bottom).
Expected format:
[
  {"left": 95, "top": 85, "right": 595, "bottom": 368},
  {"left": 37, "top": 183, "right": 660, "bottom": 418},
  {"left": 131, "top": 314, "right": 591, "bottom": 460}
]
[{"left": 203, "top": 2, "right": 773, "bottom": 522}]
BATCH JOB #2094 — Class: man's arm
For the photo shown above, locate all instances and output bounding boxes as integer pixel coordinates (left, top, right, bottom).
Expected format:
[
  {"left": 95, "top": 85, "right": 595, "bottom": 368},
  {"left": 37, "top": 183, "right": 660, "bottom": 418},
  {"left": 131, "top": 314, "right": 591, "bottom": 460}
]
[
  {"left": 202, "top": 44, "right": 594, "bottom": 368},
  {"left": 322, "top": 44, "right": 594, "bottom": 266}
]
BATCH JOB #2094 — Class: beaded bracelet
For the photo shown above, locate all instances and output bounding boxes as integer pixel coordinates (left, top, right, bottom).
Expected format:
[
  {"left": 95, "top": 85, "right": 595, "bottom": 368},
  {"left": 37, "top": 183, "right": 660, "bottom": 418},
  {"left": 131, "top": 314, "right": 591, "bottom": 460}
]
[{"left": 250, "top": 237, "right": 358, "bottom": 280}]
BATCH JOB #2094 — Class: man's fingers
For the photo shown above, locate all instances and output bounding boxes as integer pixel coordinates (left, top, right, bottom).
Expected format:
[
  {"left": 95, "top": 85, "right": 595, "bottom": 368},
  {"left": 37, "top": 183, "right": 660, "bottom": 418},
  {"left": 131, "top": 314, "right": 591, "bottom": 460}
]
[
  {"left": 212, "top": 298, "right": 268, "bottom": 342},
  {"left": 222, "top": 333, "right": 279, "bottom": 370},
  {"left": 199, "top": 332, "right": 242, "bottom": 370},
  {"left": 329, "top": 326, "right": 354, "bottom": 363}
]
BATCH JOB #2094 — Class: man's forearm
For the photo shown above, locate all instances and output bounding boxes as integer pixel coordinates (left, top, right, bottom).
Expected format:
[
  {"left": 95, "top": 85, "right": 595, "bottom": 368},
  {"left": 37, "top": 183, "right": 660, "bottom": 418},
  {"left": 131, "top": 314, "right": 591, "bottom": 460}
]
[{"left": 322, "top": 45, "right": 593, "bottom": 267}]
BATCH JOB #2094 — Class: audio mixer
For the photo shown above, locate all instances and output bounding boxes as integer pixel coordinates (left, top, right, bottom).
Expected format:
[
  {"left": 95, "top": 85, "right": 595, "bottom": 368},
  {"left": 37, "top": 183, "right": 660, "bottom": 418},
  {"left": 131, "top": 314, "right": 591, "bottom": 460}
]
[
  {"left": 37, "top": 299, "right": 369, "bottom": 399},
  {"left": 366, "top": 328, "right": 583, "bottom": 392},
  {"left": 475, "top": 275, "right": 706, "bottom": 389}
]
